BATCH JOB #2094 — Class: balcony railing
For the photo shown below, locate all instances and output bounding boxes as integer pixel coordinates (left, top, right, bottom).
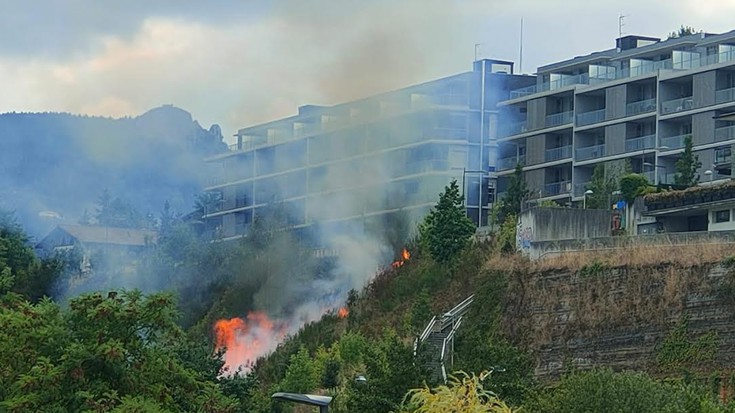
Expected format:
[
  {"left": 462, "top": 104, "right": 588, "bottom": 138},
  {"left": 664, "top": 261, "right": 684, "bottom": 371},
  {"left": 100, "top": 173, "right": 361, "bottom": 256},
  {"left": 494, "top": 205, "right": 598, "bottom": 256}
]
[
  {"left": 545, "top": 145, "right": 572, "bottom": 162},
  {"left": 716, "top": 125, "right": 735, "bottom": 142},
  {"left": 642, "top": 170, "right": 655, "bottom": 183},
  {"left": 509, "top": 84, "right": 538, "bottom": 99},
  {"left": 575, "top": 144, "right": 606, "bottom": 161},
  {"left": 509, "top": 74, "right": 589, "bottom": 99},
  {"left": 543, "top": 181, "right": 572, "bottom": 196},
  {"left": 506, "top": 51, "right": 735, "bottom": 101},
  {"left": 500, "top": 120, "right": 528, "bottom": 137},
  {"left": 576, "top": 109, "right": 606, "bottom": 126},
  {"left": 626, "top": 98, "right": 657, "bottom": 116},
  {"left": 661, "top": 97, "right": 694, "bottom": 114},
  {"left": 545, "top": 111, "right": 574, "bottom": 128},
  {"left": 574, "top": 182, "right": 591, "bottom": 197},
  {"left": 625, "top": 134, "right": 656, "bottom": 152},
  {"left": 716, "top": 87, "right": 735, "bottom": 105},
  {"left": 660, "top": 133, "right": 691, "bottom": 150},
  {"left": 497, "top": 155, "right": 526, "bottom": 171}
]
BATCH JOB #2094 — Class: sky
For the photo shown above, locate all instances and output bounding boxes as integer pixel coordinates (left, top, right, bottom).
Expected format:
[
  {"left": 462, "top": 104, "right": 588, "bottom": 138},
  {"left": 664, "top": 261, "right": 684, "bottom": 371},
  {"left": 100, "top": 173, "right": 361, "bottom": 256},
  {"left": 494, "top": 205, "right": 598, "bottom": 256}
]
[{"left": 2, "top": 0, "right": 735, "bottom": 141}]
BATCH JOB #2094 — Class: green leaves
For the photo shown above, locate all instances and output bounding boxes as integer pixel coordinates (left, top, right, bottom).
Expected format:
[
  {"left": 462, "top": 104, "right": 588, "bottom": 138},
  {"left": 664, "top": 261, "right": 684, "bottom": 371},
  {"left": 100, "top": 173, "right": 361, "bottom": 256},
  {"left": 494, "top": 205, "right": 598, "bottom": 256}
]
[
  {"left": 499, "top": 164, "right": 529, "bottom": 220},
  {"left": 0, "top": 290, "right": 236, "bottom": 413},
  {"left": 419, "top": 180, "right": 476, "bottom": 264},
  {"left": 674, "top": 135, "right": 702, "bottom": 188},
  {"left": 620, "top": 173, "right": 651, "bottom": 203}
]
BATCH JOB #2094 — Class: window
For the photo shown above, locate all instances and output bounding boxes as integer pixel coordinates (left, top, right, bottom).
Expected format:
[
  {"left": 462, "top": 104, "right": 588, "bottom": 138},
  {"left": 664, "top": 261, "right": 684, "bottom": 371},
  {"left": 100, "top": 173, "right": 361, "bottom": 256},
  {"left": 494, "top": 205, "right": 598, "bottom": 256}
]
[{"left": 715, "top": 209, "right": 731, "bottom": 223}]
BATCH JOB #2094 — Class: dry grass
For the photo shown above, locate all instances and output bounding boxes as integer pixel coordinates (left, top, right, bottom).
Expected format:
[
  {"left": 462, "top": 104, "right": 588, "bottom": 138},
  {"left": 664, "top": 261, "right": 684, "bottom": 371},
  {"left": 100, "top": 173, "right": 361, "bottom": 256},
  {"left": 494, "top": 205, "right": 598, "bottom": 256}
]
[{"left": 533, "top": 243, "right": 735, "bottom": 272}]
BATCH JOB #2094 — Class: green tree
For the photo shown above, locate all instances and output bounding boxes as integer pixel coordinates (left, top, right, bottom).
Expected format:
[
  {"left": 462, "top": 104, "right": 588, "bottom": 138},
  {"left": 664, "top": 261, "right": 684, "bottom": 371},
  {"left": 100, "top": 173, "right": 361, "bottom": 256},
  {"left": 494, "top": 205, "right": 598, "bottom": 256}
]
[
  {"left": 619, "top": 173, "right": 651, "bottom": 204},
  {"left": 524, "top": 369, "right": 725, "bottom": 413},
  {"left": 499, "top": 164, "right": 529, "bottom": 220},
  {"left": 339, "top": 329, "right": 425, "bottom": 413},
  {"left": 585, "top": 163, "right": 620, "bottom": 209},
  {"left": 280, "top": 346, "right": 318, "bottom": 394},
  {"left": 496, "top": 214, "right": 518, "bottom": 254},
  {"left": 0, "top": 290, "right": 238, "bottom": 412},
  {"left": 94, "top": 189, "right": 146, "bottom": 228},
  {"left": 668, "top": 25, "right": 698, "bottom": 39},
  {"left": 418, "top": 180, "right": 476, "bottom": 264},
  {"left": 0, "top": 210, "right": 61, "bottom": 300},
  {"left": 674, "top": 135, "right": 702, "bottom": 187}
]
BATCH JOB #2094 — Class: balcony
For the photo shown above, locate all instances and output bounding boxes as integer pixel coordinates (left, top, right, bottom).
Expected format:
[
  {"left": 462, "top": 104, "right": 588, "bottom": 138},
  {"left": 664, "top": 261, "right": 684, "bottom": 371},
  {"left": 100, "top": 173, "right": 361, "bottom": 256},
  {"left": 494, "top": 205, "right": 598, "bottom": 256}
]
[
  {"left": 509, "top": 74, "right": 589, "bottom": 99},
  {"left": 543, "top": 181, "right": 572, "bottom": 197},
  {"left": 573, "top": 182, "right": 591, "bottom": 197},
  {"left": 716, "top": 87, "right": 735, "bottom": 105},
  {"left": 661, "top": 97, "right": 694, "bottom": 115},
  {"left": 626, "top": 98, "right": 657, "bottom": 116},
  {"left": 545, "top": 111, "right": 574, "bottom": 128},
  {"left": 497, "top": 155, "right": 526, "bottom": 171},
  {"left": 500, "top": 119, "right": 528, "bottom": 137},
  {"left": 545, "top": 145, "right": 572, "bottom": 162},
  {"left": 576, "top": 109, "right": 606, "bottom": 127},
  {"left": 716, "top": 125, "right": 735, "bottom": 142},
  {"left": 659, "top": 133, "right": 691, "bottom": 150},
  {"left": 509, "top": 84, "right": 538, "bottom": 99},
  {"left": 505, "top": 52, "right": 735, "bottom": 102},
  {"left": 575, "top": 144, "right": 606, "bottom": 161},
  {"left": 625, "top": 134, "right": 656, "bottom": 152}
]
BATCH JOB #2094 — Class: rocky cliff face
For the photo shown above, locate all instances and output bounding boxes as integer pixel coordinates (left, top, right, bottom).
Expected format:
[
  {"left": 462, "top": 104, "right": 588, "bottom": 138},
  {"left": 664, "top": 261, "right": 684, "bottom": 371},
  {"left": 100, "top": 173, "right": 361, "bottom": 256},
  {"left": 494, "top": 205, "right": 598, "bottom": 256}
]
[{"left": 505, "top": 261, "right": 735, "bottom": 380}]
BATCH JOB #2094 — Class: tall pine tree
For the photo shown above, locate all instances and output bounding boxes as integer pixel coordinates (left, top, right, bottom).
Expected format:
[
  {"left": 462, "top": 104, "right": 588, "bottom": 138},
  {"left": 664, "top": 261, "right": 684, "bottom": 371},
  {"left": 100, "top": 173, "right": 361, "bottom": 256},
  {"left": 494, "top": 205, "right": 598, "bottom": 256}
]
[
  {"left": 418, "top": 180, "right": 475, "bottom": 264},
  {"left": 674, "top": 135, "right": 701, "bottom": 187}
]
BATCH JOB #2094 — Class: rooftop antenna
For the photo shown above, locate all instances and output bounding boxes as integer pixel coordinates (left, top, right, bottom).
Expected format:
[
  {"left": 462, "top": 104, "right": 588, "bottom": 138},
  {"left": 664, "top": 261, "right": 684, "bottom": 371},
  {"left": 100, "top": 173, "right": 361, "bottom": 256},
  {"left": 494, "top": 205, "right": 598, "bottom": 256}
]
[
  {"left": 519, "top": 17, "right": 524, "bottom": 73},
  {"left": 618, "top": 13, "right": 628, "bottom": 51},
  {"left": 474, "top": 43, "right": 481, "bottom": 62}
]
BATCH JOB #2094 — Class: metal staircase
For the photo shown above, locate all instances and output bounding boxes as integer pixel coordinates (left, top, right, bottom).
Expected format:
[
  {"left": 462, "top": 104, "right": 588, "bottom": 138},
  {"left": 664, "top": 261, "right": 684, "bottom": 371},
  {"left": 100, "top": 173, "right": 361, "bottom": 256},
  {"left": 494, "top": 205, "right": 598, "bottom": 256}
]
[{"left": 413, "top": 295, "right": 474, "bottom": 383}]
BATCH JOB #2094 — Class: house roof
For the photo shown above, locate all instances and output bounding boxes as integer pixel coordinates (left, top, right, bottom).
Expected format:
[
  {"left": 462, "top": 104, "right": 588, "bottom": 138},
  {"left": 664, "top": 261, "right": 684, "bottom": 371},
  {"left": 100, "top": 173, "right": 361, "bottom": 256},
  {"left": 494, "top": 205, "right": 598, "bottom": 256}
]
[{"left": 55, "top": 224, "right": 157, "bottom": 246}]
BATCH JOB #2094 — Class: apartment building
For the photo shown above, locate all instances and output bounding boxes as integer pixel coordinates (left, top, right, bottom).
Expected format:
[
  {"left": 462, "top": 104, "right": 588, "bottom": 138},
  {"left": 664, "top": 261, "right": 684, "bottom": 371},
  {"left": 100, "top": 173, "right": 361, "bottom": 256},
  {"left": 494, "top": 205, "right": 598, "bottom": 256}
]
[
  {"left": 496, "top": 30, "right": 735, "bottom": 205},
  {"left": 203, "top": 59, "right": 534, "bottom": 240}
]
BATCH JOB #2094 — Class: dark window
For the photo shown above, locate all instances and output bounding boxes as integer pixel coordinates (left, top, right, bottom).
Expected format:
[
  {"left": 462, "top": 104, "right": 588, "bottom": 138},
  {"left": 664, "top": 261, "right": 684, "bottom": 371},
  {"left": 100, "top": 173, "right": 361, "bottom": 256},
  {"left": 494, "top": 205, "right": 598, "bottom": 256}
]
[{"left": 715, "top": 209, "right": 731, "bottom": 223}]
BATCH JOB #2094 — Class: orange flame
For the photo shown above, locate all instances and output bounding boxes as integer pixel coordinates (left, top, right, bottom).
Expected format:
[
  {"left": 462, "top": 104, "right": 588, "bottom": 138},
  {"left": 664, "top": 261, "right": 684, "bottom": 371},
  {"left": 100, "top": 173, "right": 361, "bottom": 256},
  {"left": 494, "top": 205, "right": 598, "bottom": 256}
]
[
  {"left": 214, "top": 312, "right": 284, "bottom": 375},
  {"left": 391, "top": 248, "right": 411, "bottom": 268},
  {"left": 338, "top": 307, "right": 349, "bottom": 318}
]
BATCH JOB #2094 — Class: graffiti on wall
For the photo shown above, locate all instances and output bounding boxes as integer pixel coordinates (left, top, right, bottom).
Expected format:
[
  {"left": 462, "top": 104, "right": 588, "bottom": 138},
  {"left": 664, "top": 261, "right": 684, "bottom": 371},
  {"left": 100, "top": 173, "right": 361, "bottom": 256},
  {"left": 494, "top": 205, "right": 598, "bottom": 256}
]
[{"left": 516, "top": 219, "right": 533, "bottom": 250}]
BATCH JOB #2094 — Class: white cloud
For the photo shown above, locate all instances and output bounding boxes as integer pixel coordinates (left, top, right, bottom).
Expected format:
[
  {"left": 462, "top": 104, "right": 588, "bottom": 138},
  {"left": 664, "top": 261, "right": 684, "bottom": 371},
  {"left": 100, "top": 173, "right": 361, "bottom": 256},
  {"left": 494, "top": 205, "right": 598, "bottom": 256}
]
[{"left": 1, "top": 1, "right": 735, "bottom": 137}]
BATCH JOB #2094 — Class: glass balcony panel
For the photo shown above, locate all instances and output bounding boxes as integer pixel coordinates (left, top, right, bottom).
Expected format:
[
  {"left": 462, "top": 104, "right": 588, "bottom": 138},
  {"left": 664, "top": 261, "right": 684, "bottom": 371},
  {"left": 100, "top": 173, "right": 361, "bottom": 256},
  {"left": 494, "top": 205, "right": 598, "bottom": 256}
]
[
  {"left": 626, "top": 98, "right": 657, "bottom": 116},
  {"left": 659, "top": 133, "right": 690, "bottom": 150},
  {"left": 544, "top": 145, "right": 573, "bottom": 162},
  {"left": 545, "top": 110, "right": 574, "bottom": 128},
  {"left": 543, "top": 181, "right": 571, "bottom": 196},
  {"left": 575, "top": 144, "right": 606, "bottom": 161},
  {"left": 509, "top": 84, "right": 538, "bottom": 99},
  {"left": 500, "top": 120, "right": 528, "bottom": 137},
  {"left": 661, "top": 97, "right": 694, "bottom": 114},
  {"left": 716, "top": 87, "right": 735, "bottom": 104},
  {"left": 715, "top": 125, "right": 735, "bottom": 142},
  {"left": 497, "top": 155, "right": 526, "bottom": 171},
  {"left": 625, "top": 134, "right": 656, "bottom": 152},
  {"left": 576, "top": 109, "right": 606, "bottom": 126}
]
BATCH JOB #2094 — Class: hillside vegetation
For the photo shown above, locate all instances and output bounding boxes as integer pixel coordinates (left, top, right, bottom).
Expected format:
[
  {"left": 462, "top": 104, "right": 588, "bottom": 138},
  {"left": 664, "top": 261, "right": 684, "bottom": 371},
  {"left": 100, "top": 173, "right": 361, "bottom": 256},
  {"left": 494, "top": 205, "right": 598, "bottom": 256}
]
[{"left": 6, "top": 179, "right": 735, "bottom": 412}]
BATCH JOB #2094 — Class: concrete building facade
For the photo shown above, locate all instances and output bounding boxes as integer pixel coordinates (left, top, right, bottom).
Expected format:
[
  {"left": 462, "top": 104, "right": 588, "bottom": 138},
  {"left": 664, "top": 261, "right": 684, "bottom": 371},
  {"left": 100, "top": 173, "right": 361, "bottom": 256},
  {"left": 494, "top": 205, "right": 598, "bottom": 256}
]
[
  {"left": 496, "top": 30, "right": 735, "bottom": 205},
  {"left": 203, "top": 60, "right": 534, "bottom": 240}
]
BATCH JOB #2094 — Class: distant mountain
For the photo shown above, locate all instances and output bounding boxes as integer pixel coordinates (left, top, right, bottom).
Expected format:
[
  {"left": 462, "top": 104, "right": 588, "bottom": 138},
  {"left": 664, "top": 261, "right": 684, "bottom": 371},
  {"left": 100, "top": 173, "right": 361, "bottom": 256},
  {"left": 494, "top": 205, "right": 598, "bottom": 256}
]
[{"left": 0, "top": 105, "right": 227, "bottom": 238}]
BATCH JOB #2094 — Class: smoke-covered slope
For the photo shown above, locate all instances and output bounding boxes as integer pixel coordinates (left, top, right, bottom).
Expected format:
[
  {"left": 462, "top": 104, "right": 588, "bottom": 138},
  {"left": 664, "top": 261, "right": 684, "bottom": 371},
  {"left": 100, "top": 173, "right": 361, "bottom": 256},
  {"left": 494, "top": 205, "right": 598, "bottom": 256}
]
[{"left": 0, "top": 105, "right": 226, "bottom": 237}]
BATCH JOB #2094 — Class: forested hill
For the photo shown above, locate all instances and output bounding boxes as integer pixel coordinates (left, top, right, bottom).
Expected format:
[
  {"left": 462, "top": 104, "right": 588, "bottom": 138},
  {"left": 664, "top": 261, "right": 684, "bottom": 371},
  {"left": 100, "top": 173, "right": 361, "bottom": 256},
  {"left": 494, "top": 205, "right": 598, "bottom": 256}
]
[{"left": 0, "top": 105, "right": 227, "bottom": 237}]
